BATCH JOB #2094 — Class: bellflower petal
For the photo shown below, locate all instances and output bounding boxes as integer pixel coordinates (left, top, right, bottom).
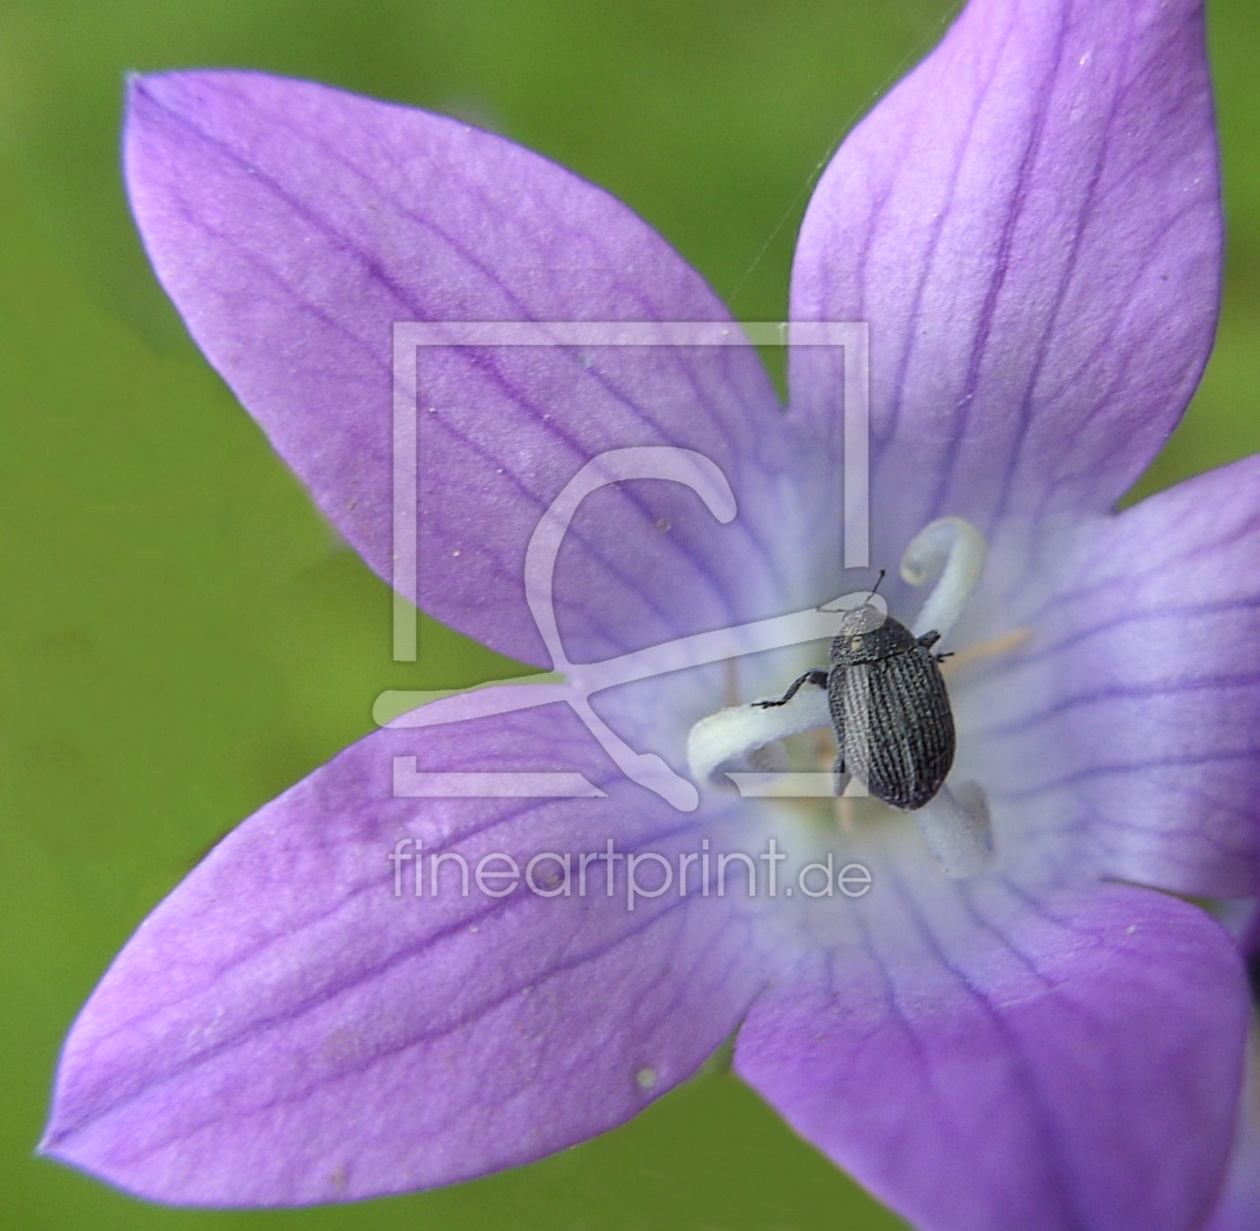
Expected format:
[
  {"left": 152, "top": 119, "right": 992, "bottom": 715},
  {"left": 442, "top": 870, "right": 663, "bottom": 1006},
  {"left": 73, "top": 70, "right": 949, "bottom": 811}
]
[
  {"left": 124, "top": 72, "right": 789, "bottom": 666},
  {"left": 969, "top": 456, "right": 1260, "bottom": 897},
  {"left": 43, "top": 705, "right": 765, "bottom": 1205},
  {"left": 736, "top": 879, "right": 1247, "bottom": 1231},
  {"left": 790, "top": 0, "right": 1220, "bottom": 554}
]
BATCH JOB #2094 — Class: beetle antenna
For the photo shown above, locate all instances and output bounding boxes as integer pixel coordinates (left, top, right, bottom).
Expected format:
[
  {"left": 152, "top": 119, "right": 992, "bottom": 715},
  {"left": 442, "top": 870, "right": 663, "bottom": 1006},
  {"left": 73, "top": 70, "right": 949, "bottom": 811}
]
[{"left": 868, "top": 569, "right": 887, "bottom": 600}]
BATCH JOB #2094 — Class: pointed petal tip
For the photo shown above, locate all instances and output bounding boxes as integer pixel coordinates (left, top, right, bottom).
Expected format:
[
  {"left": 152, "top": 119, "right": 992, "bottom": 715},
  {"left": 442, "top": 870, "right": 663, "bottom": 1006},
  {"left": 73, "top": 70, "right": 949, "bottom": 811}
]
[
  {"left": 791, "top": 0, "right": 1220, "bottom": 536},
  {"left": 119, "top": 63, "right": 783, "bottom": 665},
  {"left": 36, "top": 712, "right": 763, "bottom": 1208},
  {"left": 123, "top": 67, "right": 181, "bottom": 107},
  {"left": 36, "top": 1122, "right": 205, "bottom": 1209},
  {"left": 35, "top": 1120, "right": 124, "bottom": 1202}
]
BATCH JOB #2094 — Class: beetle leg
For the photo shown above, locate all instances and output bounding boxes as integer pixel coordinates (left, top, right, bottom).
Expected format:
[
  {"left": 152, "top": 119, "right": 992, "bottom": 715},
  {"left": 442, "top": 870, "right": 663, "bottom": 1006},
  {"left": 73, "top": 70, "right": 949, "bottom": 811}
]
[
  {"left": 918, "top": 629, "right": 956, "bottom": 664},
  {"left": 753, "top": 669, "right": 829, "bottom": 708}
]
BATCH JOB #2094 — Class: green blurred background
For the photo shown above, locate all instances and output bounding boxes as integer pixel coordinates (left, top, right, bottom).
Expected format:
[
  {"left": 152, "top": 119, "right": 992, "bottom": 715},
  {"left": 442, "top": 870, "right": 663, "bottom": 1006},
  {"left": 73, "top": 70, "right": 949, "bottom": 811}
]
[{"left": 2, "top": 1, "right": 1257, "bottom": 1228}]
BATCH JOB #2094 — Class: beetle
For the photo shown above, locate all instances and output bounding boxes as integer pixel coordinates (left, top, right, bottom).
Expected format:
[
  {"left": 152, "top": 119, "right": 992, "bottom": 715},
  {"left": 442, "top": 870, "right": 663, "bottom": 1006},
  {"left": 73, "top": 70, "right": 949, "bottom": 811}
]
[{"left": 754, "top": 576, "right": 954, "bottom": 810}]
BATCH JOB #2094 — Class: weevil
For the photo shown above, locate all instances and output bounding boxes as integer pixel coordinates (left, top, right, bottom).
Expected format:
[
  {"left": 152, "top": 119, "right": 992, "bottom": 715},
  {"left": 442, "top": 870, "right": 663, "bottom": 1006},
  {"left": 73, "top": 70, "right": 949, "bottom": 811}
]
[{"left": 755, "top": 574, "right": 954, "bottom": 810}]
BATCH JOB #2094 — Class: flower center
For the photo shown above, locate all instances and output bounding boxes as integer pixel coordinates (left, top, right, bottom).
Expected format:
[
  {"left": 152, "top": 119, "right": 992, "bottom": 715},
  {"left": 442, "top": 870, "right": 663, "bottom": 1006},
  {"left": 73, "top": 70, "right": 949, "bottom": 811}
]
[{"left": 686, "top": 516, "right": 995, "bottom": 877}]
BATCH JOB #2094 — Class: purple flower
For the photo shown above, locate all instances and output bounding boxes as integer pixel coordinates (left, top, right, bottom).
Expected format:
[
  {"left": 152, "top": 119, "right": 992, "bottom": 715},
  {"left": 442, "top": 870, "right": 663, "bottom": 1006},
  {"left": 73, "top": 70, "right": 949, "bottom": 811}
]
[{"left": 41, "top": 0, "right": 1260, "bottom": 1227}]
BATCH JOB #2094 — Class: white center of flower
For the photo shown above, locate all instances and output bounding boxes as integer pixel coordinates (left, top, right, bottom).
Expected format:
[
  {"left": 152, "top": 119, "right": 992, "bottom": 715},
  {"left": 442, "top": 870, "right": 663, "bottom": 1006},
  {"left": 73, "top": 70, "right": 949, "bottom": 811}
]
[{"left": 686, "top": 516, "right": 994, "bottom": 877}]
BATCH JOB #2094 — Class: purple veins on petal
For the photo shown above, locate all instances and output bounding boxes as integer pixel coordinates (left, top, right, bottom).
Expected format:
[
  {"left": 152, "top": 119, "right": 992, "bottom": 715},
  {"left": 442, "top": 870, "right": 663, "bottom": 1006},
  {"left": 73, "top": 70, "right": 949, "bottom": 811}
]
[
  {"left": 735, "top": 877, "right": 1248, "bottom": 1231},
  {"left": 42, "top": 707, "right": 766, "bottom": 1206},
  {"left": 123, "top": 71, "right": 793, "bottom": 669},
  {"left": 789, "top": 0, "right": 1219, "bottom": 559}
]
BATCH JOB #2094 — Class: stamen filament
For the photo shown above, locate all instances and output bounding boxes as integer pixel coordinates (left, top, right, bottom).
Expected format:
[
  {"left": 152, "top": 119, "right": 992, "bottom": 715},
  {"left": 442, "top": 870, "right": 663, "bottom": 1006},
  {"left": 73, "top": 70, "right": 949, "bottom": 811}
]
[
  {"left": 687, "top": 686, "right": 829, "bottom": 784},
  {"left": 901, "top": 516, "right": 988, "bottom": 642},
  {"left": 913, "top": 780, "right": 993, "bottom": 878}
]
